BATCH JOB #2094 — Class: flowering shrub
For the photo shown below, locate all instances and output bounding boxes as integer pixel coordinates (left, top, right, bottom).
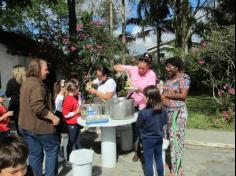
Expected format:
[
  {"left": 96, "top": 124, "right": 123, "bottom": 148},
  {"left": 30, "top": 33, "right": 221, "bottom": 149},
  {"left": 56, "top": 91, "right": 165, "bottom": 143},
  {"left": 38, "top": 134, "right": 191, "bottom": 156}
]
[
  {"left": 59, "top": 12, "right": 124, "bottom": 88},
  {"left": 185, "top": 26, "right": 235, "bottom": 125}
]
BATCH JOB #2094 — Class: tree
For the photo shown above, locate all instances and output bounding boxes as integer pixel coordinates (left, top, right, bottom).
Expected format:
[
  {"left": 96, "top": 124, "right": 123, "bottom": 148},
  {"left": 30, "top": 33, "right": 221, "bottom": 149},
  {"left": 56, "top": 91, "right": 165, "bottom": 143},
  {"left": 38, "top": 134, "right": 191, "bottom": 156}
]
[
  {"left": 211, "top": 0, "right": 235, "bottom": 26},
  {"left": 168, "top": 0, "right": 215, "bottom": 54},
  {"left": 127, "top": 0, "right": 171, "bottom": 74},
  {"left": 185, "top": 26, "right": 235, "bottom": 124},
  {"left": 61, "top": 12, "right": 124, "bottom": 87}
]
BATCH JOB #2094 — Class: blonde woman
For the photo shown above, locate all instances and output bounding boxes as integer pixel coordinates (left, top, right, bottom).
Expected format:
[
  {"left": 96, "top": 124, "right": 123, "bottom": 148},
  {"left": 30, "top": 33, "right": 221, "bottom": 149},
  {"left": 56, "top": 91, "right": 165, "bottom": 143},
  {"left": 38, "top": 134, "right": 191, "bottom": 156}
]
[{"left": 5, "top": 65, "right": 26, "bottom": 136}]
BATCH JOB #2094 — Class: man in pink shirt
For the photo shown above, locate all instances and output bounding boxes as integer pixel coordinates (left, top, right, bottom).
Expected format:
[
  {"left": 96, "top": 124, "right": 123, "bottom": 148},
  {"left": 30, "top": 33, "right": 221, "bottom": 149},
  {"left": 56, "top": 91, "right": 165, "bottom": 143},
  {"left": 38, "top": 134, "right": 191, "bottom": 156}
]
[
  {"left": 114, "top": 53, "right": 157, "bottom": 110},
  {"left": 114, "top": 52, "right": 157, "bottom": 162}
]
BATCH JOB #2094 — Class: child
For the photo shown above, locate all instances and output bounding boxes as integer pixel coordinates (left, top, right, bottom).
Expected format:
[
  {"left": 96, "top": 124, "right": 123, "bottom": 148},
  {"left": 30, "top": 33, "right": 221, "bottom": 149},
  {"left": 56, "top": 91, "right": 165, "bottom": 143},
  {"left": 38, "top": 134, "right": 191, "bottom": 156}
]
[
  {"left": 53, "top": 80, "right": 67, "bottom": 161},
  {"left": 0, "top": 135, "right": 34, "bottom": 176},
  {"left": 53, "top": 80, "right": 67, "bottom": 135},
  {"left": 0, "top": 90, "right": 13, "bottom": 138},
  {"left": 62, "top": 80, "right": 81, "bottom": 162},
  {"left": 136, "top": 85, "right": 167, "bottom": 176}
]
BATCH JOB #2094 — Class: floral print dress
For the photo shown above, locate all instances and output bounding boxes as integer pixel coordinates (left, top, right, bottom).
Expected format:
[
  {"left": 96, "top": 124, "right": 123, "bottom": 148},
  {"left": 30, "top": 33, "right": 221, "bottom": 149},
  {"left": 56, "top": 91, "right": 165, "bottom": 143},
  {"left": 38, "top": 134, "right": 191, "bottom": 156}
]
[{"left": 163, "top": 74, "right": 191, "bottom": 176}]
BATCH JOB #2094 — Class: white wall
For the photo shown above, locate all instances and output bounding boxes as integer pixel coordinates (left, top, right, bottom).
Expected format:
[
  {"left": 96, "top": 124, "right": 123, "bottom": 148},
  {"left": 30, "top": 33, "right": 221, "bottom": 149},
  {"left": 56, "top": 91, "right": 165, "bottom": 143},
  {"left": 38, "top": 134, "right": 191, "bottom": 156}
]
[{"left": 0, "top": 44, "right": 30, "bottom": 92}]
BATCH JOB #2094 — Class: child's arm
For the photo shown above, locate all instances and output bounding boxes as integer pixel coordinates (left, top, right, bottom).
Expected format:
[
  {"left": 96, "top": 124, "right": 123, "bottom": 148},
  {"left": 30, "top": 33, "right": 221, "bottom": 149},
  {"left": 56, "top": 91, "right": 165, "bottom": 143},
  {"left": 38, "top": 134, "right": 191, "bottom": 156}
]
[
  {"left": 136, "top": 111, "right": 144, "bottom": 129},
  {"left": 0, "top": 111, "right": 13, "bottom": 122},
  {"left": 62, "top": 98, "right": 80, "bottom": 119}
]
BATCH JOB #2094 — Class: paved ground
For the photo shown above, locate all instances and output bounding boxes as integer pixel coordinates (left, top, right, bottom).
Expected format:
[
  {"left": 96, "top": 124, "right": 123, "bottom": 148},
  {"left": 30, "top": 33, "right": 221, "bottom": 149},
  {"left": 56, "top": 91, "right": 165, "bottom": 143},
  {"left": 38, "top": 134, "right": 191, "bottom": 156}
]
[
  {"left": 185, "top": 129, "right": 235, "bottom": 146},
  {"left": 58, "top": 129, "right": 235, "bottom": 176},
  {"left": 58, "top": 145, "right": 235, "bottom": 176}
]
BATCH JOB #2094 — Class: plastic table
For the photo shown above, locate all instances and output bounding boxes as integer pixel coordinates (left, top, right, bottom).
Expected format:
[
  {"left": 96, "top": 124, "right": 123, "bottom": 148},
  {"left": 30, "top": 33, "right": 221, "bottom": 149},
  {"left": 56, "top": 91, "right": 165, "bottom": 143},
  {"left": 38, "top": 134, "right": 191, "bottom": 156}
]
[{"left": 78, "top": 113, "right": 138, "bottom": 168}]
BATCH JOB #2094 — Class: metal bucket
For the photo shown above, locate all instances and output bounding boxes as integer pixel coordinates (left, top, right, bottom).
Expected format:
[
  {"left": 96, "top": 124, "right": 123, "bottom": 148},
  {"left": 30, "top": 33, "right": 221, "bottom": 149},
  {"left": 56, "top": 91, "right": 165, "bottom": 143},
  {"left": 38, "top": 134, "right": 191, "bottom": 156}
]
[{"left": 104, "top": 97, "right": 135, "bottom": 120}]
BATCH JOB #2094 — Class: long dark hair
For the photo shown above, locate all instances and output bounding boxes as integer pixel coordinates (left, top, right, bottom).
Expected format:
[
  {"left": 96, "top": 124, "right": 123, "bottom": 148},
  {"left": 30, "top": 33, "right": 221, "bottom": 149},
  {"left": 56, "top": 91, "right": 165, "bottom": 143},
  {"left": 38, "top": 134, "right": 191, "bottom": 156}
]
[{"left": 144, "top": 85, "right": 163, "bottom": 114}]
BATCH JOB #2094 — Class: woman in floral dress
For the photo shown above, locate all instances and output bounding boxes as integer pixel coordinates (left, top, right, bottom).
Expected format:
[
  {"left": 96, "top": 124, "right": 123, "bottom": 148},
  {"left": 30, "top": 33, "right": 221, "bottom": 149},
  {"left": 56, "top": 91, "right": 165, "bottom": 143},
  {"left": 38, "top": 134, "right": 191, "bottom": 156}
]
[{"left": 161, "top": 57, "right": 191, "bottom": 176}]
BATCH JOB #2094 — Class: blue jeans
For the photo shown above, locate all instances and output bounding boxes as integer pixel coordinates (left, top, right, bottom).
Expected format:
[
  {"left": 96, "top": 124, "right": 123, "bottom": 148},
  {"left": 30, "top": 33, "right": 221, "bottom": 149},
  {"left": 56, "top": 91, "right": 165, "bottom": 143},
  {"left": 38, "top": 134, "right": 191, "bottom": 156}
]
[
  {"left": 143, "top": 138, "right": 164, "bottom": 176},
  {"left": 67, "top": 124, "right": 81, "bottom": 161},
  {"left": 21, "top": 130, "right": 59, "bottom": 176}
]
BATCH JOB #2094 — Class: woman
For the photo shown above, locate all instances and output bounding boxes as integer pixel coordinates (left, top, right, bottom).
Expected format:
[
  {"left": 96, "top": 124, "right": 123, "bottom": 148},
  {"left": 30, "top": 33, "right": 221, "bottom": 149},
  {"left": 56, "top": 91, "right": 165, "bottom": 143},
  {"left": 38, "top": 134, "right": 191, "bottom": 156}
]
[
  {"left": 114, "top": 53, "right": 157, "bottom": 162},
  {"left": 87, "top": 66, "right": 117, "bottom": 102},
  {"left": 161, "top": 57, "right": 191, "bottom": 176},
  {"left": 114, "top": 53, "right": 157, "bottom": 110},
  {"left": 19, "top": 58, "right": 60, "bottom": 176},
  {"left": 5, "top": 65, "right": 26, "bottom": 136}
]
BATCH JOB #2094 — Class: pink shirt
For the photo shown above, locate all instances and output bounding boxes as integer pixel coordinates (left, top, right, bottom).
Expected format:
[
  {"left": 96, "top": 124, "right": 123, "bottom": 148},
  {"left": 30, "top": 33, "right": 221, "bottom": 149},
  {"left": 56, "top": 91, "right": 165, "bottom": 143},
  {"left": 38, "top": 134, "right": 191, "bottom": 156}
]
[{"left": 123, "top": 65, "right": 157, "bottom": 109}]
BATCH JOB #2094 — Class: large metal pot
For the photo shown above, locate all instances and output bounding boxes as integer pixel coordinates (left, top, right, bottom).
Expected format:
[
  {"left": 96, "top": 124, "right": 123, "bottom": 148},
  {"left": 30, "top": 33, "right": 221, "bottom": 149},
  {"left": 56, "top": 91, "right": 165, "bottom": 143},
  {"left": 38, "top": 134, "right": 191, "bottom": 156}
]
[{"left": 104, "top": 97, "right": 135, "bottom": 120}]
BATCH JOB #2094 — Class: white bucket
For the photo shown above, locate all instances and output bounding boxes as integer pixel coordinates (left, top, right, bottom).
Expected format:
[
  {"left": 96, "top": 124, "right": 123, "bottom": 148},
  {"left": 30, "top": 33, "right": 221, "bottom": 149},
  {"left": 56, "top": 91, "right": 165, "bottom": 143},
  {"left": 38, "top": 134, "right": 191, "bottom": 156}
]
[
  {"left": 118, "top": 125, "right": 133, "bottom": 152},
  {"left": 69, "top": 149, "right": 94, "bottom": 176}
]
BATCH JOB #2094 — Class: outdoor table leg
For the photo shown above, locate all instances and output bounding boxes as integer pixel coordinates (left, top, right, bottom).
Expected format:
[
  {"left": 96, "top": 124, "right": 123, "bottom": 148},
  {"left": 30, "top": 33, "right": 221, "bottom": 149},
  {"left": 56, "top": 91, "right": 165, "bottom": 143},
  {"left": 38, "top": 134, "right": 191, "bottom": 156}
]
[{"left": 101, "top": 127, "right": 117, "bottom": 168}]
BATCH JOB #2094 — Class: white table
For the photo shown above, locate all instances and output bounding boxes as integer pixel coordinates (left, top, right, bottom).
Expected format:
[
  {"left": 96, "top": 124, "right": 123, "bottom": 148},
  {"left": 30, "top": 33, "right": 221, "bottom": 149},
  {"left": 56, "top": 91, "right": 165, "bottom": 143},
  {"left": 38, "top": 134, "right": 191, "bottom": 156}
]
[{"left": 78, "top": 113, "right": 138, "bottom": 168}]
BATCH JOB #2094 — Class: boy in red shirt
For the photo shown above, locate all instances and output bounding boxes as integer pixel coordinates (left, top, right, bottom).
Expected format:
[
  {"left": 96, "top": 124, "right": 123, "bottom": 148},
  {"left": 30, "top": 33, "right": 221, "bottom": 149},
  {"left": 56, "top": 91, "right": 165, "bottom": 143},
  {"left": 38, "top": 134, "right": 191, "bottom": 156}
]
[{"left": 0, "top": 90, "right": 13, "bottom": 138}]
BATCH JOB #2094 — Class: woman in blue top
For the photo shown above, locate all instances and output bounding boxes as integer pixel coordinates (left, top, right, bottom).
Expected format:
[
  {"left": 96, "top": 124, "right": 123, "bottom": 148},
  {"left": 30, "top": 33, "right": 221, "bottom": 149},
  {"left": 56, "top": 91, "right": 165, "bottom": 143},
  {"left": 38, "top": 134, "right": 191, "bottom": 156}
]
[{"left": 137, "top": 85, "right": 167, "bottom": 176}]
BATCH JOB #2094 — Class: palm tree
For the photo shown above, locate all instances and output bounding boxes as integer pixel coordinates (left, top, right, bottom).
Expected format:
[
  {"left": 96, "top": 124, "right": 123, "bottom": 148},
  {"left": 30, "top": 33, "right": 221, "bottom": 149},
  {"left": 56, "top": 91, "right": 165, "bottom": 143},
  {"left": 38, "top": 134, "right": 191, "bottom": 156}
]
[
  {"left": 168, "top": 0, "right": 215, "bottom": 54},
  {"left": 127, "top": 0, "right": 171, "bottom": 74},
  {"left": 110, "top": 0, "right": 114, "bottom": 34}
]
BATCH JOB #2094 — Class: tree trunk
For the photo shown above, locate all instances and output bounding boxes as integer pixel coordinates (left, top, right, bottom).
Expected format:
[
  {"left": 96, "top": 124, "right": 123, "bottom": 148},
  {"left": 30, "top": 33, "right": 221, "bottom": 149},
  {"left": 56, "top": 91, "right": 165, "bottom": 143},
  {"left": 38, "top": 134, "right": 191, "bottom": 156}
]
[
  {"left": 175, "top": 0, "right": 192, "bottom": 55},
  {"left": 67, "top": 0, "right": 76, "bottom": 37},
  {"left": 121, "top": 0, "right": 126, "bottom": 64},
  {"left": 109, "top": 0, "right": 113, "bottom": 34},
  {"left": 156, "top": 27, "right": 162, "bottom": 76}
]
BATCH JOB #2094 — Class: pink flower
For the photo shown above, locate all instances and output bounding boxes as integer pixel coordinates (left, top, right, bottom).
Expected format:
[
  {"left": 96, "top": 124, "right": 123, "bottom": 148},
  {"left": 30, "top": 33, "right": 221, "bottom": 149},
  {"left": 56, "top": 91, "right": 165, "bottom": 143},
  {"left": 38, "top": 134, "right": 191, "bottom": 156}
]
[
  {"left": 228, "top": 88, "right": 235, "bottom": 95},
  {"left": 76, "top": 24, "right": 84, "bottom": 31},
  {"left": 201, "top": 41, "right": 207, "bottom": 48},
  {"left": 91, "top": 21, "right": 101, "bottom": 27},
  {"left": 70, "top": 45, "right": 77, "bottom": 51},
  {"left": 84, "top": 44, "right": 93, "bottom": 50},
  {"left": 96, "top": 45, "right": 103, "bottom": 49},
  {"left": 223, "top": 84, "right": 229, "bottom": 90},
  {"left": 62, "top": 38, "right": 69, "bottom": 44},
  {"left": 193, "top": 47, "right": 200, "bottom": 53},
  {"left": 198, "top": 58, "right": 205, "bottom": 65},
  {"left": 223, "top": 111, "right": 230, "bottom": 121},
  {"left": 218, "top": 90, "right": 225, "bottom": 97}
]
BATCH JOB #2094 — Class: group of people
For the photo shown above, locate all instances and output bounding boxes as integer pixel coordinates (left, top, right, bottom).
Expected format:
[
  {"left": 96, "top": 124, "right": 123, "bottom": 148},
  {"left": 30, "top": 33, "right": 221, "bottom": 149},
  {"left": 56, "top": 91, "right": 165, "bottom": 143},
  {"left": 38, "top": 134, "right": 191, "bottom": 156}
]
[{"left": 0, "top": 52, "right": 190, "bottom": 176}]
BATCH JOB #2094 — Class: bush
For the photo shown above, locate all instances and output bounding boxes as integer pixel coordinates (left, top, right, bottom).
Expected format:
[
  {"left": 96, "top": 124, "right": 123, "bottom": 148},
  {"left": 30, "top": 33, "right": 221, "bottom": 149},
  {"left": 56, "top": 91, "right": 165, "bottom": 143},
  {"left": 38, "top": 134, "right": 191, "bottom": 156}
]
[{"left": 185, "top": 26, "right": 235, "bottom": 125}]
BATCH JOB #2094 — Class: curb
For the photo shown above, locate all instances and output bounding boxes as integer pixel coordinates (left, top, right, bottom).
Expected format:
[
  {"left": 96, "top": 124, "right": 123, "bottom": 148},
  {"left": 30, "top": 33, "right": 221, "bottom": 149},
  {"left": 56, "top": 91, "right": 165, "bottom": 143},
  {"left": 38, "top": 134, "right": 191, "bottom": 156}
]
[{"left": 185, "top": 140, "right": 235, "bottom": 149}]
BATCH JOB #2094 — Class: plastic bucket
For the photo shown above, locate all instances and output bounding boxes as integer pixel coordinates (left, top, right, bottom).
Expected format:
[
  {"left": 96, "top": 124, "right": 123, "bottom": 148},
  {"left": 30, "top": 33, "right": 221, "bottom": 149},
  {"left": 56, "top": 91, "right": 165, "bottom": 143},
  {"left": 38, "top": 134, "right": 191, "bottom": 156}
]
[{"left": 69, "top": 149, "right": 94, "bottom": 176}]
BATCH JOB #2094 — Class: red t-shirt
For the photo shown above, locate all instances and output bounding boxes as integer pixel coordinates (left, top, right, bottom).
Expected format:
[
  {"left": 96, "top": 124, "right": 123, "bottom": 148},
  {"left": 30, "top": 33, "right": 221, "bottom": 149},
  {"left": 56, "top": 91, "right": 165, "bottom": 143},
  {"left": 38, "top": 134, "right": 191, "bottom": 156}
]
[
  {"left": 0, "top": 105, "right": 10, "bottom": 132},
  {"left": 62, "top": 96, "right": 80, "bottom": 125}
]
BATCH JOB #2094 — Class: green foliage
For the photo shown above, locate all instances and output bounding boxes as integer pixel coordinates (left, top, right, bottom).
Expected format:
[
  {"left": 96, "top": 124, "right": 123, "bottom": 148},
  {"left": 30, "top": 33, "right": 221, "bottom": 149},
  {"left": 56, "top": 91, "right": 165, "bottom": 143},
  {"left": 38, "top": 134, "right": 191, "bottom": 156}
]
[
  {"left": 187, "top": 96, "right": 234, "bottom": 130},
  {"left": 184, "top": 26, "right": 235, "bottom": 125},
  {"left": 212, "top": 0, "right": 235, "bottom": 26},
  {"left": 61, "top": 12, "right": 124, "bottom": 89}
]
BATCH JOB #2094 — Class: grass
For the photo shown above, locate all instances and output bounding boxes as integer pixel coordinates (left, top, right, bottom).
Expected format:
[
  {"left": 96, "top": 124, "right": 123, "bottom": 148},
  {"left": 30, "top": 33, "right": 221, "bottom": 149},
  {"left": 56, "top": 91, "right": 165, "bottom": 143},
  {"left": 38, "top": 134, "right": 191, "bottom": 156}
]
[{"left": 186, "top": 96, "right": 235, "bottom": 131}]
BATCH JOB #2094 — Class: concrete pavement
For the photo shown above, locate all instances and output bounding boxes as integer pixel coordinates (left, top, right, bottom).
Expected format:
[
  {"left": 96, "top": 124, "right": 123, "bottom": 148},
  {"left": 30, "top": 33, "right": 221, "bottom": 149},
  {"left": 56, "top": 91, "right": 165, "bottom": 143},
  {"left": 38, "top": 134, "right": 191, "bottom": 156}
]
[
  {"left": 185, "top": 129, "right": 235, "bottom": 148},
  {"left": 58, "top": 128, "right": 235, "bottom": 176}
]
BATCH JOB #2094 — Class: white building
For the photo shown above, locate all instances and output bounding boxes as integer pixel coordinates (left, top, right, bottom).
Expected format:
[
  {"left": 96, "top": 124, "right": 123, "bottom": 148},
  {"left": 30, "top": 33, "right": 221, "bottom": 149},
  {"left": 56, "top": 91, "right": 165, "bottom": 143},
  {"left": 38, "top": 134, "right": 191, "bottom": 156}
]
[{"left": 0, "top": 43, "right": 30, "bottom": 92}]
